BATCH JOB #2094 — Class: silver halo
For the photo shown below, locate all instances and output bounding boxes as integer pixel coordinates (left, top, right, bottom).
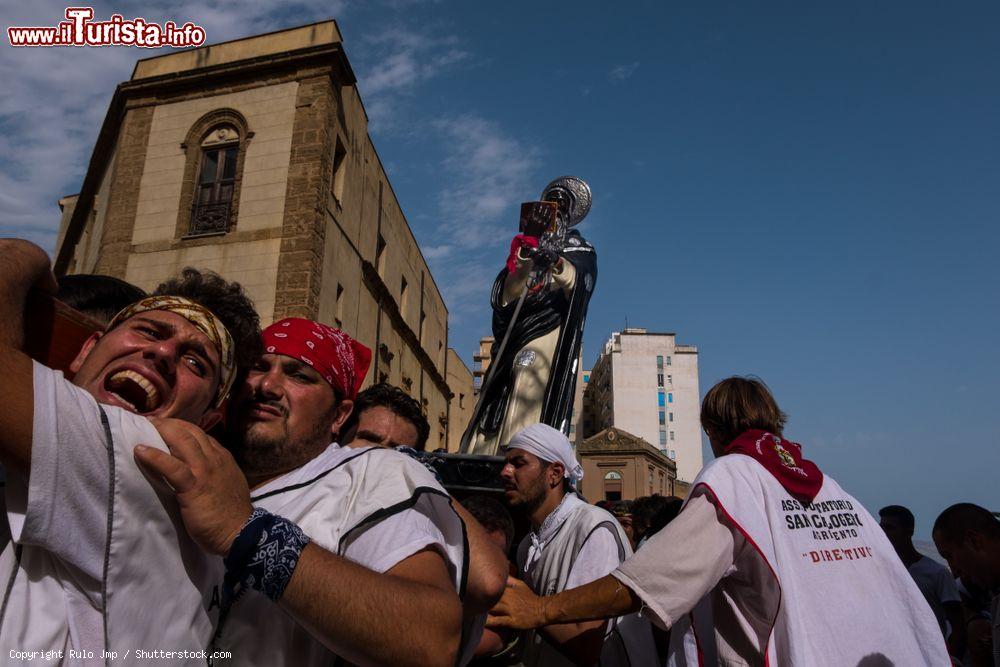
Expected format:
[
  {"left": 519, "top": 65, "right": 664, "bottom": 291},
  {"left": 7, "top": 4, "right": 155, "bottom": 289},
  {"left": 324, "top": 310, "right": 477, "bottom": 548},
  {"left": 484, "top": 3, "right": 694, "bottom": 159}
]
[{"left": 541, "top": 176, "right": 592, "bottom": 226}]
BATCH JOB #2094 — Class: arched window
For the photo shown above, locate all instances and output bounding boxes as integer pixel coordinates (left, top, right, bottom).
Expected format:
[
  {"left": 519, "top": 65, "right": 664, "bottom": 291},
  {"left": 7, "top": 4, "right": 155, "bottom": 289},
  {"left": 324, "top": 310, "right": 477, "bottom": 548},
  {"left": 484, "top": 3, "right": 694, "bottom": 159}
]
[
  {"left": 603, "top": 470, "right": 622, "bottom": 502},
  {"left": 177, "top": 109, "right": 252, "bottom": 239},
  {"left": 190, "top": 125, "right": 239, "bottom": 236}
]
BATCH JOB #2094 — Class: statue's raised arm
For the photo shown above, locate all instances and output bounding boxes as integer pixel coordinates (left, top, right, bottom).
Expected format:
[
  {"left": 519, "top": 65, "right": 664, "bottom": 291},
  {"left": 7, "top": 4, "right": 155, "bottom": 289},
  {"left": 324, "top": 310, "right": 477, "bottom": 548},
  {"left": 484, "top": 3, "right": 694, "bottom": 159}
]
[{"left": 463, "top": 177, "right": 597, "bottom": 455}]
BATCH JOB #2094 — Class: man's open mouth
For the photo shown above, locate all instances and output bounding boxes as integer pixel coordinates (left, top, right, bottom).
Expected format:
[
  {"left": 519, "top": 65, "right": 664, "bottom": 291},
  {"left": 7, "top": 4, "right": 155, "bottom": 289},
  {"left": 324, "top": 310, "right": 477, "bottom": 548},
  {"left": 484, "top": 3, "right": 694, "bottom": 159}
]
[{"left": 105, "top": 370, "right": 162, "bottom": 414}]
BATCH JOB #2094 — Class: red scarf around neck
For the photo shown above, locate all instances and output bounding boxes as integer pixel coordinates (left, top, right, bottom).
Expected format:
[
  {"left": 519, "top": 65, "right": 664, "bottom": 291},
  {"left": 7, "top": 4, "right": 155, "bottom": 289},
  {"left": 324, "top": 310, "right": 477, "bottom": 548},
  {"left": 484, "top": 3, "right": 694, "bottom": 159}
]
[{"left": 724, "top": 430, "right": 824, "bottom": 503}]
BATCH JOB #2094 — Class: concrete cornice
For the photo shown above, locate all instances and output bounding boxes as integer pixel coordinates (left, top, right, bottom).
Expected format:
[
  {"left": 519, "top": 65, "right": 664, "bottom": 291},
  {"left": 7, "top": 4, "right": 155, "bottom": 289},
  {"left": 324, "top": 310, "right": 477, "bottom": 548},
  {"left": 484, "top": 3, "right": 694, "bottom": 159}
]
[{"left": 579, "top": 427, "right": 677, "bottom": 471}]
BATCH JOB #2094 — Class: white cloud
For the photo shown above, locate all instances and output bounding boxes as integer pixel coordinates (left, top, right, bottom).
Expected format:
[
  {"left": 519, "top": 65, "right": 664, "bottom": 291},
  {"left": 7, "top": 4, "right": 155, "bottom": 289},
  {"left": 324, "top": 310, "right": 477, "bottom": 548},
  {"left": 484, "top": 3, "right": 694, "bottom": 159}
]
[
  {"left": 353, "top": 25, "right": 469, "bottom": 132},
  {"left": 433, "top": 114, "right": 539, "bottom": 237},
  {"left": 609, "top": 61, "right": 640, "bottom": 81},
  {"left": 415, "top": 113, "right": 544, "bottom": 318}
]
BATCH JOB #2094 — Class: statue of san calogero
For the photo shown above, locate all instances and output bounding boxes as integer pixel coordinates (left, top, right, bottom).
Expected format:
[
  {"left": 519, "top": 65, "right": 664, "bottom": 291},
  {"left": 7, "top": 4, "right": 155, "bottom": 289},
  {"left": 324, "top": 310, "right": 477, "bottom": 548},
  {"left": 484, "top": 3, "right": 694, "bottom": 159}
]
[{"left": 463, "top": 177, "right": 597, "bottom": 455}]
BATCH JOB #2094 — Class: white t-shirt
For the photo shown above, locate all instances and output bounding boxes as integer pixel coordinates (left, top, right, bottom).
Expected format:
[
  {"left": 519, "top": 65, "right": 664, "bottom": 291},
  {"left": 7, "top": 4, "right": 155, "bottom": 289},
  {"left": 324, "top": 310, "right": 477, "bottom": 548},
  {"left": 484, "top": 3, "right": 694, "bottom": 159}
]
[
  {"left": 211, "top": 444, "right": 469, "bottom": 666},
  {"left": 565, "top": 526, "right": 622, "bottom": 589},
  {"left": 2, "top": 362, "right": 222, "bottom": 665},
  {"left": 908, "top": 556, "right": 961, "bottom": 637}
]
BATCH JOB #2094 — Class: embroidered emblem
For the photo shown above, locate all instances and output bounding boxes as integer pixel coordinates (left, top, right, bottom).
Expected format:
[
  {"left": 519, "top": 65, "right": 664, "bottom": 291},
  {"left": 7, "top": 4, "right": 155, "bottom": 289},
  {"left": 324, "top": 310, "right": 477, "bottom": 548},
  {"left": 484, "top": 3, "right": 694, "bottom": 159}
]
[{"left": 774, "top": 442, "right": 797, "bottom": 468}]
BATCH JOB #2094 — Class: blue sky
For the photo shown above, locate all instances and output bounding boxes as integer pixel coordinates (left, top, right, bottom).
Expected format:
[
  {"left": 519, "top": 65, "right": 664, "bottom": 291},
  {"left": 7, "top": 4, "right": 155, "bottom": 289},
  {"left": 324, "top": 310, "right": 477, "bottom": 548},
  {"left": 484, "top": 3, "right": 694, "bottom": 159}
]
[{"left": 2, "top": 1, "right": 997, "bottom": 537}]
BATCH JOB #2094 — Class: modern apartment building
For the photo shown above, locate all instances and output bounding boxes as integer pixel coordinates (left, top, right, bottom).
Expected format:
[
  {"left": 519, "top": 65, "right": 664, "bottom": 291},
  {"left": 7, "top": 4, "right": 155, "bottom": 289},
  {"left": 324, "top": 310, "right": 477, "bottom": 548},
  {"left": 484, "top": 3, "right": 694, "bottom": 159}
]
[{"left": 584, "top": 328, "right": 702, "bottom": 483}]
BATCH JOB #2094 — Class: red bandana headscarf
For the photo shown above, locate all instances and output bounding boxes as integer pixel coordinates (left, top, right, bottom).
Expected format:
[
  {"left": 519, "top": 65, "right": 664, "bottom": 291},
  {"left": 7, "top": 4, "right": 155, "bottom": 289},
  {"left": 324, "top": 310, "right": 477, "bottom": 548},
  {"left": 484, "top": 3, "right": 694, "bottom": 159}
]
[
  {"left": 725, "top": 430, "right": 824, "bottom": 503},
  {"left": 262, "top": 318, "right": 372, "bottom": 400}
]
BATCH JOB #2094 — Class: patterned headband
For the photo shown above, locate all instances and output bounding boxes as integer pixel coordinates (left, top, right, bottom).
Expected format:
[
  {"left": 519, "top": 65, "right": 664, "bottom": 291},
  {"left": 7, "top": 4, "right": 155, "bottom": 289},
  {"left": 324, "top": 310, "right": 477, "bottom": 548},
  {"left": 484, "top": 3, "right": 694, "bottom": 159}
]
[{"left": 107, "top": 295, "right": 236, "bottom": 407}]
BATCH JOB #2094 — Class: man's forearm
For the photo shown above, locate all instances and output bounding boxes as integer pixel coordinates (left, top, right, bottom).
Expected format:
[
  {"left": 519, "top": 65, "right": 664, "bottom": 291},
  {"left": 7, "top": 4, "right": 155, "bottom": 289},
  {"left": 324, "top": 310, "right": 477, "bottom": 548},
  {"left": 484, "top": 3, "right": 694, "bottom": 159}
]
[
  {"left": 542, "top": 574, "right": 641, "bottom": 626},
  {"left": 279, "top": 544, "right": 462, "bottom": 667}
]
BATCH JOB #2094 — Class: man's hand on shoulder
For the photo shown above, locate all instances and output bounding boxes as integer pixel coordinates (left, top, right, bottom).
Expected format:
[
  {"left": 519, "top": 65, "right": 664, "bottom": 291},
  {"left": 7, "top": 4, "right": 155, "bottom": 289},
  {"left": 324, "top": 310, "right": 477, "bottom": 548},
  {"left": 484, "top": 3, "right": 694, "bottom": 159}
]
[{"left": 134, "top": 418, "right": 252, "bottom": 556}]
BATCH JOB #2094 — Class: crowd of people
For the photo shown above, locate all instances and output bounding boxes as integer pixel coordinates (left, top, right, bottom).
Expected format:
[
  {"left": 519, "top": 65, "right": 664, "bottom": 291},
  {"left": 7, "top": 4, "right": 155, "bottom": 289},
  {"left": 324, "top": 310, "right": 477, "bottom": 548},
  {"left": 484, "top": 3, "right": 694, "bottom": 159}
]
[{"left": 0, "top": 236, "right": 996, "bottom": 666}]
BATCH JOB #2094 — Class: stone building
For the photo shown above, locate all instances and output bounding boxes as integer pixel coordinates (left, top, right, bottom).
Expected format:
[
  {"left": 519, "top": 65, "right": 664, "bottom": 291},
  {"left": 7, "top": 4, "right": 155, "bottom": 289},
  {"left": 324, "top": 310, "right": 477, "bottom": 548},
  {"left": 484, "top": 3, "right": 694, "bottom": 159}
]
[
  {"left": 52, "top": 21, "right": 465, "bottom": 449},
  {"left": 577, "top": 427, "right": 687, "bottom": 502},
  {"left": 584, "top": 328, "right": 702, "bottom": 484},
  {"left": 445, "top": 349, "right": 474, "bottom": 452}
]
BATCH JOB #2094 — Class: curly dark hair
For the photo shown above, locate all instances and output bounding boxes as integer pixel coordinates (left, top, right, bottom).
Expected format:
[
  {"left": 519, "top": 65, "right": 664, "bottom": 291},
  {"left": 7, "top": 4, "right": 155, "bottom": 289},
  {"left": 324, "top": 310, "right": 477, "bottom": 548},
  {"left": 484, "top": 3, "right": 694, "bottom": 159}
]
[
  {"left": 152, "top": 268, "right": 262, "bottom": 375},
  {"left": 343, "top": 382, "right": 430, "bottom": 450}
]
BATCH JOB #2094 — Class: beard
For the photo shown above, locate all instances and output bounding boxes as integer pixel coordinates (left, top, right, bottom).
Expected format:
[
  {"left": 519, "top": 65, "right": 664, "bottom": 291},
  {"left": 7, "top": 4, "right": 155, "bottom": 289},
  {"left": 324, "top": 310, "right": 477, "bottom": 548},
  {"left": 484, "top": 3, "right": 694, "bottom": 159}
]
[
  {"left": 231, "top": 403, "right": 339, "bottom": 483},
  {"left": 507, "top": 471, "right": 549, "bottom": 514}
]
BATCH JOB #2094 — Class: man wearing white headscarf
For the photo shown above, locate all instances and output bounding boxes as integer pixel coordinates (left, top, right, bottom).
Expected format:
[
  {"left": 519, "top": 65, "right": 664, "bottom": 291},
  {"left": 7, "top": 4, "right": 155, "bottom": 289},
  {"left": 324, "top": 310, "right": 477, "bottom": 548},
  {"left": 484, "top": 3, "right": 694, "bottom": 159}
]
[{"left": 499, "top": 424, "right": 656, "bottom": 667}]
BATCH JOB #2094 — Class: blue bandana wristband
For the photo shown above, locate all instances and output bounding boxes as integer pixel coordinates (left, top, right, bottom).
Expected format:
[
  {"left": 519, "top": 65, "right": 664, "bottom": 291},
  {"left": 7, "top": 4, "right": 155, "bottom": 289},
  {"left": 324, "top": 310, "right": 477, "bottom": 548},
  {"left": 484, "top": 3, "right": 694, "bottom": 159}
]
[{"left": 223, "top": 508, "right": 311, "bottom": 601}]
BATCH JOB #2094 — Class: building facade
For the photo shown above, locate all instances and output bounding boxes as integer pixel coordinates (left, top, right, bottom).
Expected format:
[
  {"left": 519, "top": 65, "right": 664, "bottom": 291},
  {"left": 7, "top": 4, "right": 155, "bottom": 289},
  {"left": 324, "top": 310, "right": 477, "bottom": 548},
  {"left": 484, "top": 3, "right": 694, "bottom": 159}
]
[
  {"left": 583, "top": 328, "right": 702, "bottom": 484},
  {"left": 445, "top": 348, "right": 474, "bottom": 452},
  {"left": 53, "top": 21, "right": 463, "bottom": 450},
  {"left": 577, "top": 427, "right": 687, "bottom": 502},
  {"left": 568, "top": 363, "right": 590, "bottom": 447}
]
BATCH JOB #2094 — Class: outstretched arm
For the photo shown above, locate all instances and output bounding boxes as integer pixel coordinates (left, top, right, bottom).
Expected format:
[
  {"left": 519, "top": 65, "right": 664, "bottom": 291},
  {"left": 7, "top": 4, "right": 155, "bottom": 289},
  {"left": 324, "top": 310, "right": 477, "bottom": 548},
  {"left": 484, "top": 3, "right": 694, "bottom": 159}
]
[
  {"left": 136, "top": 419, "right": 463, "bottom": 667},
  {"left": 488, "top": 574, "right": 640, "bottom": 631},
  {"left": 0, "top": 239, "right": 58, "bottom": 475},
  {"left": 490, "top": 495, "right": 736, "bottom": 634}
]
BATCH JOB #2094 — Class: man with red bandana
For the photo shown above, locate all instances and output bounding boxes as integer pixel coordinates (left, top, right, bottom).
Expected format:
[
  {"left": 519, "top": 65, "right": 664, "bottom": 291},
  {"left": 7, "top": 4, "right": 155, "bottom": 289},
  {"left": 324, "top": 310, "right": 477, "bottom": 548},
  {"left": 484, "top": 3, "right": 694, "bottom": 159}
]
[
  {"left": 488, "top": 377, "right": 950, "bottom": 666},
  {"left": 0, "top": 239, "right": 261, "bottom": 662},
  {"left": 140, "top": 317, "right": 505, "bottom": 666}
]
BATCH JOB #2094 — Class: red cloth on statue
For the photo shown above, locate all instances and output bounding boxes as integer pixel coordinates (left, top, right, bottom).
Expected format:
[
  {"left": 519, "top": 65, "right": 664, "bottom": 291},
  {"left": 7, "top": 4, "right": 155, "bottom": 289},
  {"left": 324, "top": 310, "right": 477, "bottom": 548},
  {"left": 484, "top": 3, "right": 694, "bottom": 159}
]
[
  {"left": 724, "top": 429, "right": 824, "bottom": 503},
  {"left": 506, "top": 234, "right": 539, "bottom": 273}
]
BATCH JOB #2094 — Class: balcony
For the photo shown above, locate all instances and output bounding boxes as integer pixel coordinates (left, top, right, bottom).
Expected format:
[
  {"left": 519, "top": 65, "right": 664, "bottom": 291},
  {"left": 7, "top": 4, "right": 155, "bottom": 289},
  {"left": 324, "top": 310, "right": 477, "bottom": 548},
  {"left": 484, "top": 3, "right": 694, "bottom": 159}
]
[{"left": 187, "top": 201, "right": 231, "bottom": 237}]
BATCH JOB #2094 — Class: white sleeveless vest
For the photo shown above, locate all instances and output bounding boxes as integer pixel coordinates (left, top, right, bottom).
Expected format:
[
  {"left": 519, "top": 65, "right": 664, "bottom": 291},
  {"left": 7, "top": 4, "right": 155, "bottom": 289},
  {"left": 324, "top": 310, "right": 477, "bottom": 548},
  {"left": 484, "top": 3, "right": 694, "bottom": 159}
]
[
  {"left": 670, "top": 454, "right": 949, "bottom": 666},
  {"left": 517, "top": 496, "right": 658, "bottom": 667}
]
